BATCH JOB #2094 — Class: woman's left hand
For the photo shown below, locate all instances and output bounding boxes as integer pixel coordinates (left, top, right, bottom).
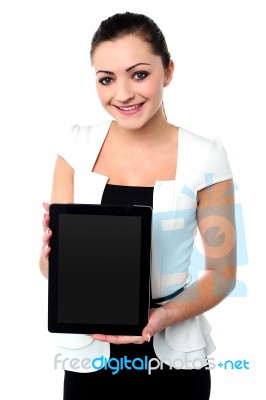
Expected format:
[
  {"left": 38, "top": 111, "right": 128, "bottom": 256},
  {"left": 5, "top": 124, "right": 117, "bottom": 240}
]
[{"left": 90, "top": 306, "right": 168, "bottom": 344}]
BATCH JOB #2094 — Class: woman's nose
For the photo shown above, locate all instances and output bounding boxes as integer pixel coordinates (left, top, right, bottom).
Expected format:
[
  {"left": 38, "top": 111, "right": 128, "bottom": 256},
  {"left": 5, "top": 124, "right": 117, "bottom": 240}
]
[{"left": 115, "top": 80, "right": 134, "bottom": 103}]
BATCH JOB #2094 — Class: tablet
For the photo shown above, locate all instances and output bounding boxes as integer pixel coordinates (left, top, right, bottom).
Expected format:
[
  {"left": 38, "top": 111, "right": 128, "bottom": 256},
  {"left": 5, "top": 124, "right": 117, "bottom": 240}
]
[{"left": 48, "top": 203, "right": 152, "bottom": 336}]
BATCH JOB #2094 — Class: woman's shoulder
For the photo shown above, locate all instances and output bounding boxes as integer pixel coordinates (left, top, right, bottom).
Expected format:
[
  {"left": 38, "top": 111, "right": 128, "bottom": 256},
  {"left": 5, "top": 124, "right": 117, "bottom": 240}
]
[
  {"left": 179, "top": 126, "right": 217, "bottom": 147},
  {"left": 57, "top": 120, "right": 113, "bottom": 167},
  {"left": 178, "top": 126, "right": 229, "bottom": 160},
  {"left": 72, "top": 119, "right": 113, "bottom": 139},
  {"left": 177, "top": 126, "right": 233, "bottom": 189}
]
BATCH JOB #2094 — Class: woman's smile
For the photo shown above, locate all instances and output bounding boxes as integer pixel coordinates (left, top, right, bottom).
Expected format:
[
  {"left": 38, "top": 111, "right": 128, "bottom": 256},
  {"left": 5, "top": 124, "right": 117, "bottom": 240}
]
[{"left": 113, "top": 102, "right": 145, "bottom": 115}]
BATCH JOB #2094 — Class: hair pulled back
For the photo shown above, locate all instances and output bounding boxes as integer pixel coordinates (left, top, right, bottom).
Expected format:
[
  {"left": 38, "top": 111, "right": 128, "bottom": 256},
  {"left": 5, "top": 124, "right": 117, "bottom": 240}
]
[{"left": 90, "top": 12, "right": 171, "bottom": 69}]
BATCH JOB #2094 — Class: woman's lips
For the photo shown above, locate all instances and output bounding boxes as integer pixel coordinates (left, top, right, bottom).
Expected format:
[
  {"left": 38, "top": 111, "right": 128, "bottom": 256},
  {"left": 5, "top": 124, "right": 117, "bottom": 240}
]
[{"left": 114, "top": 102, "right": 144, "bottom": 115}]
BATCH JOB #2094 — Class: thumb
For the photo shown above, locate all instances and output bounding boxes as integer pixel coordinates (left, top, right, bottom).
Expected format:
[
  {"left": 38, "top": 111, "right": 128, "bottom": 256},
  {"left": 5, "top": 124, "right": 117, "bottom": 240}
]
[{"left": 142, "top": 326, "right": 153, "bottom": 343}]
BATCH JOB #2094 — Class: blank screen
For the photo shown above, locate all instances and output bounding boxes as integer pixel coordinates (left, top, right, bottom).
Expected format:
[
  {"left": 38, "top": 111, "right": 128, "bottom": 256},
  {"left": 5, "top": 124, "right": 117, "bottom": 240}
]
[{"left": 57, "top": 214, "right": 142, "bottom": 325}]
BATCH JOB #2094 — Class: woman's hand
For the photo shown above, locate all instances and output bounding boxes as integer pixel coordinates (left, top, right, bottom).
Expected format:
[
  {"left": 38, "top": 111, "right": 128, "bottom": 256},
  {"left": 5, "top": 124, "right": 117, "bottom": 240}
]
[
  {"left": 41, "top": 202, "right": 52, "bottom": 260},
  {"left": 90, "top": 306, "right": 169, "bottom": 344}
]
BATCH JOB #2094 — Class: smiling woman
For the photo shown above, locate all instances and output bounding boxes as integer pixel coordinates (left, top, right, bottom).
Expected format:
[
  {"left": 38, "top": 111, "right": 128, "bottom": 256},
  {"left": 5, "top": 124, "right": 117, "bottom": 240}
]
[
  {"left": 39, "top": 11, "right": 236, "bottom": 398},
  {"left": 92, "top": 35, "right": 173, "bottom": 132}
]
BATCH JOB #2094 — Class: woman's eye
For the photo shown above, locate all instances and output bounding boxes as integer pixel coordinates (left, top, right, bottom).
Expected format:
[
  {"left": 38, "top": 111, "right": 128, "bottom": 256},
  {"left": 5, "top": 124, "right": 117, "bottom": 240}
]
[
  {"left": 134, "top": 72, "right": 148, "bottom": 80},
  {"left": 99, "top": 77, "right": 113, "bottom": 85}
]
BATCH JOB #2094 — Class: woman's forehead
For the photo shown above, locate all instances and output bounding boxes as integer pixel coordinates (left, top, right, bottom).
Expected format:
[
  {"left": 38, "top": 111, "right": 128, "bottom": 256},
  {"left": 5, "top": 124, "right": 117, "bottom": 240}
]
[
  {"left": 92, "top": 36, "right": 159, "bottom": 70},
  {"left": 93, "top": 36, "right": 152, "bottom": 59}
]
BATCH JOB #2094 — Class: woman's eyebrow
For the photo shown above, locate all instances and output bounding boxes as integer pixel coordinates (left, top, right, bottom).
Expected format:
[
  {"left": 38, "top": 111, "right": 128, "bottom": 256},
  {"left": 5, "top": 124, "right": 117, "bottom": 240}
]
[
  {"left": 96, "top": 69, "right": 114, "bottom": 75},
  {"left": 96, "top": 62, "right": 151, "bottom": 75},
  {"left": 126, "top": 62, "right": 151, "bottom": 71}
]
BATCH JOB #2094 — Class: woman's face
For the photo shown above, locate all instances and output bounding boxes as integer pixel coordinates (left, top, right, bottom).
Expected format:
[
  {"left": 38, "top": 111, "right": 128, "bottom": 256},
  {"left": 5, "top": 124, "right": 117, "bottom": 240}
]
[{"left": 92, "top": 35, "right": 173, "bottom": 131}]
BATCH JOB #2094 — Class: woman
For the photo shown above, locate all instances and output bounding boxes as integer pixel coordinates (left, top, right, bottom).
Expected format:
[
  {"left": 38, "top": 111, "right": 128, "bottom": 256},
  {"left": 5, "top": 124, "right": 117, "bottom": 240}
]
[{"left": 40, "top": 11, "right": 237, "bottom": 398}]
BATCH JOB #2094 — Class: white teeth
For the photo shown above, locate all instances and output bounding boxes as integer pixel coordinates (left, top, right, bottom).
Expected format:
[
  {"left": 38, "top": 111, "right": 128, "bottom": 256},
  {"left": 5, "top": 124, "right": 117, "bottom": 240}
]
[{"left": 118, "top": 104, "right": 140, "bottom": 111}]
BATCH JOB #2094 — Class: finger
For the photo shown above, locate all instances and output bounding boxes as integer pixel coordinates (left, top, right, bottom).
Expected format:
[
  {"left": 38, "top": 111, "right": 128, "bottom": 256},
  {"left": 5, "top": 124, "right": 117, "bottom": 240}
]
[
  {"left": 42, "top": 212, "right": 50, "bottom": 232},
  {"left": 41, "top": 245, "right": 51, "bottom": 260},
  {"left": 43, "top": 228, "right": 52, "bottom": 243},
  {"left": 42, "top": 202, "right": 50, "bottom": 213},
  {"left": 91, "top": 334, "right": 144, "bottom": 345},
  {"left": 91, "top": 334, "right": 118, "bottom": 343},
  {"left": 120, "top": 336, "right": 145, "bottom": 344},
  {"left": 133, "top": 337, "right": 146, "bottom": 345},
  {"left": 42, "top": 229, "right": 53, "bottom": 253},
  {"left": 142, "top": 329, "right": 152, "bottom": 342}
]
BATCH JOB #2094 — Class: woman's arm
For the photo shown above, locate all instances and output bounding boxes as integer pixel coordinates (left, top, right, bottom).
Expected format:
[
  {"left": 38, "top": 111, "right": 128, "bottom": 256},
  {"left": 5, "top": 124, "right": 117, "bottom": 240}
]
[
  {"left": 39, "top": 155, "right": 74, "bottom": 279},
  {"left": 151, "top": 178, "right": 237, "bottom": 330}
]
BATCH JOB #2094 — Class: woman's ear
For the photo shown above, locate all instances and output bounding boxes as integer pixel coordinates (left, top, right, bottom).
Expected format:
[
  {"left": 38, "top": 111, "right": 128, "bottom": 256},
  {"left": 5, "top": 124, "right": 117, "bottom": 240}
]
[{"left": 164, "top": 60, "right": 174, "bottom": 87}]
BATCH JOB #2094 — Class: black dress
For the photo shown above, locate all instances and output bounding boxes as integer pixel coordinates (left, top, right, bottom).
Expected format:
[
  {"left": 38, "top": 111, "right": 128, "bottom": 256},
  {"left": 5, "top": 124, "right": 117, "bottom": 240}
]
[{"left": 63, "top": 184, "right": 211, "bottom": 396}]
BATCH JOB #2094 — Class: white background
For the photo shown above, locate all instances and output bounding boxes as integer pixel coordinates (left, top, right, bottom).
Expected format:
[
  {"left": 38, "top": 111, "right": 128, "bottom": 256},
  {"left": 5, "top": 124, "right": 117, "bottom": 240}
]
[{"left": 0, "top": 0, "right": 265, "bottom": 398}]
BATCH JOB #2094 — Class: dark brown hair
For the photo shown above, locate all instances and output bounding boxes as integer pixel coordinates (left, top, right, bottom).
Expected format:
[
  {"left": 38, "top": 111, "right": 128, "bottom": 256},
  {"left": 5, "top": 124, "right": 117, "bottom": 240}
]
[{"left": 90, "top": 12, "right": 171, "bottom": 69}]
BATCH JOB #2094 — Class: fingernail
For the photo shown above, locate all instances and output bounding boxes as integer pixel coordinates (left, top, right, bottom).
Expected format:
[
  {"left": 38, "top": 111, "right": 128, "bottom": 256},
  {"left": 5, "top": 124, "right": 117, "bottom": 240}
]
[{"left": 147, "top": 333, "right": 151, "bottom": 342}]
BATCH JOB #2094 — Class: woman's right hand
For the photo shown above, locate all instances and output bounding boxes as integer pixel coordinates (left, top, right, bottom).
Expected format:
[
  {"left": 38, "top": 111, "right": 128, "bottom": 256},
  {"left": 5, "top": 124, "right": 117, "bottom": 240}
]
[{"left": 41, "top": 202, "right": 52, "bottom": 261}]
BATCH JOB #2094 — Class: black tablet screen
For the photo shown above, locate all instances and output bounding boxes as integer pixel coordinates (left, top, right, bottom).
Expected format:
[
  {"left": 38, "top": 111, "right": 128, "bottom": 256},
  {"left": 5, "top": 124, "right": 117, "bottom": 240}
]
[
  {"left": 57, "top": 214, "right": 141, "bottom": 325},
  {"left": 48, "top": 203, "right": 151, "bottom": 335}
]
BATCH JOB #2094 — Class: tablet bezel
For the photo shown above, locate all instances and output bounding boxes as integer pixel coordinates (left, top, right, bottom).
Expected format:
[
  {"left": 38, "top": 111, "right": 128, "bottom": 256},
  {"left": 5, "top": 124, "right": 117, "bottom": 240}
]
[{"left": 48, "top": 203, "right": 152, "bottom": 336}]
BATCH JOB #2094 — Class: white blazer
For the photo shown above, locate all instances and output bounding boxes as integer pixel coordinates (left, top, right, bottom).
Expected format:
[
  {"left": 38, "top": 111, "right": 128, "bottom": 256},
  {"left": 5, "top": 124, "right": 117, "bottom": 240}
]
[{"left": 52, "top": 120, "right": 233, "bottom": 372}]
